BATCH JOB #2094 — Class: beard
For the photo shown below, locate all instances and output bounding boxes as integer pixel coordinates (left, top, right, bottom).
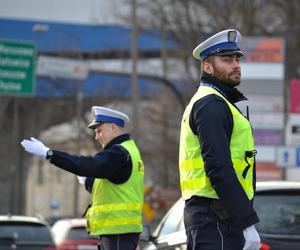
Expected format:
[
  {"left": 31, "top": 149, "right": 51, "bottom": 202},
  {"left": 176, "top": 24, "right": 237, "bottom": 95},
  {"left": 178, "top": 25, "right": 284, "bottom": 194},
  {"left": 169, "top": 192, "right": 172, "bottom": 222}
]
[{"left": 212, "top": 67, "right": 241, "bottom": 87}]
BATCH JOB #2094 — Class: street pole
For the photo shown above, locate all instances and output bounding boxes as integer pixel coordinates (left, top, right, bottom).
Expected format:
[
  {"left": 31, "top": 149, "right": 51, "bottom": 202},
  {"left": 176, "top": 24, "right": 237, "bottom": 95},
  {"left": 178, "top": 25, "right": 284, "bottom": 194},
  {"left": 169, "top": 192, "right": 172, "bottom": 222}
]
[
  {"left": 161, "top": 20, "right": 169, "bottom": 187},
  {"left": 73, "top": 81, "right": 83, "bottom": 217},
  {"left": 10, "top": 98, "right": 19, "bottom": 213},
  {"left": 131, "top": 0, "right": 140, "bottom": 141}
]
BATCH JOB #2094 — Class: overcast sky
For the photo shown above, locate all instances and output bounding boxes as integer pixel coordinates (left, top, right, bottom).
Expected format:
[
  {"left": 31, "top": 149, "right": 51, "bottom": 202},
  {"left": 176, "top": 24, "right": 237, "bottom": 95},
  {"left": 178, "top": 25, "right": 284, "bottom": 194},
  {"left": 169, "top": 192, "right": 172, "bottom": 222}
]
[{"left": 0, "top": 0, "right": 126, "bottom": 24}]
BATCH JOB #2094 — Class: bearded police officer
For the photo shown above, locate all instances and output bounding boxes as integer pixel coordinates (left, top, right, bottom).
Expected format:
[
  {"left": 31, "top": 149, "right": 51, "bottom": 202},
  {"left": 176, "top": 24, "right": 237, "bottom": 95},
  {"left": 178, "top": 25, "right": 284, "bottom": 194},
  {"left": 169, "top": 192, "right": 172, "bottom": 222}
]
[
  {"left": 21, "top": 106, "right": 144, "bottom": 250},
  {"left": 179, "top": 29, "right": 260, "bottom": 250}
]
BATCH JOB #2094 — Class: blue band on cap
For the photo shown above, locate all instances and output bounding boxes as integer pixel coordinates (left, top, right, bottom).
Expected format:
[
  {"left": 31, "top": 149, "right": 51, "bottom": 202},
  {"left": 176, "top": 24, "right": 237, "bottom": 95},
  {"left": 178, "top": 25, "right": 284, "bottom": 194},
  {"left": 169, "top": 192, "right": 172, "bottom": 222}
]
[
  {"left": 95, "top": 115, "right": 125, "bottom": 127},
  {"left": 200, "top": 41, "right": 238, "bottom": 59}
]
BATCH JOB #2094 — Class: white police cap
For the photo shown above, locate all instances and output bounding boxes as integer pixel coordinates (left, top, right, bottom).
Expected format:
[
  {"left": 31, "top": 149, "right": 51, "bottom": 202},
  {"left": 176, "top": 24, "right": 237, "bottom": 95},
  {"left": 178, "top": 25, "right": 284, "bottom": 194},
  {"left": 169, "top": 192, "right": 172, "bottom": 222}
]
[
  {"left": 88, "top": 106, "right": 130, "bottom": 129},
  {"left": 193, "top": 29, "right": 244, "bottom": 61}
]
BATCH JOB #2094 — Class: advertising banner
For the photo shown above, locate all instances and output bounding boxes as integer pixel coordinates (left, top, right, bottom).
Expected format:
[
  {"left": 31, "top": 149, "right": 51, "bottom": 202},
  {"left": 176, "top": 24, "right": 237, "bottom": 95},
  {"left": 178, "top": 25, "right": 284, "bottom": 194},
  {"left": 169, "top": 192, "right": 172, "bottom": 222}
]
[
  {"left": 250, "top": 112, "right": 284, "bottom": 130},
  {"left": 290, "top": 79, "right": 300, "bottom": 113},
  {"left": 241, "top": 37, "right": 284, "bottom": 63},
  {"left": 254, "top": 129, "right": 282, "bottom": 145}
]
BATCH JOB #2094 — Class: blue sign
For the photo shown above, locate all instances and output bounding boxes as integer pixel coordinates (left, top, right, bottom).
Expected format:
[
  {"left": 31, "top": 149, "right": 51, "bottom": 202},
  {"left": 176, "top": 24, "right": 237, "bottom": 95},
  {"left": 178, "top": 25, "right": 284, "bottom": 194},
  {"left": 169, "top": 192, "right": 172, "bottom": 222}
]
[
  {"left": 297, "top": 147, "right": 300, "bottom": 167},
  {"left": 276, "top": 146, "right": 297, "bottom": 167},
  {"left": 50, "top": 198, "right": 60, "bottom": 210},
  {"left": 284, "top": 151, "right": 289, "bottom": 163}
]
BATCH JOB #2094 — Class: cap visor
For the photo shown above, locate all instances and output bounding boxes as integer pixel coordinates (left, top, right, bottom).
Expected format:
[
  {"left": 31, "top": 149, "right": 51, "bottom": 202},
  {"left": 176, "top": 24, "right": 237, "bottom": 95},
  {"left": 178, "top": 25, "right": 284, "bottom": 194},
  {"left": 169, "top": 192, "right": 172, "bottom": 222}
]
[
  {"left": 217, "top": 50, "right": 244, "bottom": 57},
  {"left": 88, "top": 121, "right": 102, "bottom": 129}
]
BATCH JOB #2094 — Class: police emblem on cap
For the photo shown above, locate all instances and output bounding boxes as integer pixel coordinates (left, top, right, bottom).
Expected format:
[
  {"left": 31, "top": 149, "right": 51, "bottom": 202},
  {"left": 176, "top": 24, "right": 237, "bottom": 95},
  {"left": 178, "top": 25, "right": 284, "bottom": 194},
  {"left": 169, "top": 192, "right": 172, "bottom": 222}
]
[{"left": 228, "top": 30, "right": 237, "bottom": 42}]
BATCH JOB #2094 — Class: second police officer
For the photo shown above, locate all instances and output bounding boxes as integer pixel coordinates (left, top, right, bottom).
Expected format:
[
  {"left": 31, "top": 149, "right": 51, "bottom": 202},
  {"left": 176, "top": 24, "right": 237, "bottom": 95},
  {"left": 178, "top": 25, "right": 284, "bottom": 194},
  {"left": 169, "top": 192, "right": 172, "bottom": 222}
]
[
  {"left": 179, "top": 29, "right": 261, "bottom": 250},
  {"left": 21, "top": 106, "right": 144, "bottom": 250}
]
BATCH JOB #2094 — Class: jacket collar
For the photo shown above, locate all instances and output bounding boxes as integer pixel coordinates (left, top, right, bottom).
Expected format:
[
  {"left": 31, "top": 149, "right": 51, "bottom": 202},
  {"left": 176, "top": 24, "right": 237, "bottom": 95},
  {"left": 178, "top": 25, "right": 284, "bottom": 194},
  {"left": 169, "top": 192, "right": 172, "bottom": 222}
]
[
  {"left": 200, "top": 72, "right": 247, "bottom": 103},
  {"left": 104, "top": 133, "right": 130, "bottom": 150}
]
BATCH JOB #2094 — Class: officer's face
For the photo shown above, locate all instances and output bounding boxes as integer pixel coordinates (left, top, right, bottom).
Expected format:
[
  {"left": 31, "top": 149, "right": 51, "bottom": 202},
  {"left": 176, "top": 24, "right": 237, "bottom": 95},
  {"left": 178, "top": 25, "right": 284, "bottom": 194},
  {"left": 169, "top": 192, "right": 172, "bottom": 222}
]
[
  {"left": 94, "top": 123, "right": 119, "bottom": 148},
  {"left": 206, "top": 54, "right": 241, "bottom": 87}
]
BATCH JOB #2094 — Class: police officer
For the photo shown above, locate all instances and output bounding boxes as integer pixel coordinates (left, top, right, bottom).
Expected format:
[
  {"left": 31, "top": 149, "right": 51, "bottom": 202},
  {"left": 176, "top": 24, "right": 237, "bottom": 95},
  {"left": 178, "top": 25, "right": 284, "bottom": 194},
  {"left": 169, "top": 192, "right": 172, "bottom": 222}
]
[
  {"left": 21, "top": 106, "right": 144, "bottom": 250},
  {"left": 179, "top": 29, "right": 261, "bottom": 250}
]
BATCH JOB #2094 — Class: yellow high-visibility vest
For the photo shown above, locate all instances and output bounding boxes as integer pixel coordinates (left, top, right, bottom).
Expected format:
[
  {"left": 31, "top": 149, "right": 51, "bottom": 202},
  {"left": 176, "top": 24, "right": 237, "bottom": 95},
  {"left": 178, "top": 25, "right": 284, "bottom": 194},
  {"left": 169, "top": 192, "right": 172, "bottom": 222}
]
[
  {"left": 86, "top": 139, "right": 144, "bottom": 235},
  {"left": 179, "top": 86, "right": 255, "bottom": 200}
]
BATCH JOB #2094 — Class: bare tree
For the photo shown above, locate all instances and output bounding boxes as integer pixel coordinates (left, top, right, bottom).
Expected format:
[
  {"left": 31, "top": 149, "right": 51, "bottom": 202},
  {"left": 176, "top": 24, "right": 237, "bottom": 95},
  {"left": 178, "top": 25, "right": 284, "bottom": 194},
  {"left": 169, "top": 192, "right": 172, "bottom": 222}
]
[
  {"left": 3, "top": 0, "right": 300, "bottom": 214},
  {"left": 115, "top": 0, "right": 300, "bottom": 190},
  {"left": 120, "top": 0, "right": 300, "bottom": 81}
]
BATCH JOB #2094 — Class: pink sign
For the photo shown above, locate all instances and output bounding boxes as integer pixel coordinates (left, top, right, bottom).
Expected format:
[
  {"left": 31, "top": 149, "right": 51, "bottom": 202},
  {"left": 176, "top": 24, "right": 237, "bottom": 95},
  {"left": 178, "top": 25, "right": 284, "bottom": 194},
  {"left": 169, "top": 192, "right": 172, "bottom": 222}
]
[
  {"left": 254, "top": 129, "right": 282, "bottom": 145},
  {"left": 290, "top": 79, "right": 300, "bottom": 113}
]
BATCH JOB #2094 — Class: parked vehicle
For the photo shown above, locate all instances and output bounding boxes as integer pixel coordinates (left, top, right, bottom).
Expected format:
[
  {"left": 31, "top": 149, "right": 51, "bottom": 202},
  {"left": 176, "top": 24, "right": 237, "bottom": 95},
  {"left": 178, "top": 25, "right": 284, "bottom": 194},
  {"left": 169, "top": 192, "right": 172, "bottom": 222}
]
[
  {"left": 141, "top": 198, "right": 185, "bottom": 250},
  {"left": 51, "top": 218, "right": 98, "bottom": 250},
  {"left": 254, "top": 181, "right": 300, "bottom": 250},
  {"left": 141, "top": 181, "right": 300, "bottom": 250},
  {"left": 0, "top": 214, "right": 57, "bottom": 250}
]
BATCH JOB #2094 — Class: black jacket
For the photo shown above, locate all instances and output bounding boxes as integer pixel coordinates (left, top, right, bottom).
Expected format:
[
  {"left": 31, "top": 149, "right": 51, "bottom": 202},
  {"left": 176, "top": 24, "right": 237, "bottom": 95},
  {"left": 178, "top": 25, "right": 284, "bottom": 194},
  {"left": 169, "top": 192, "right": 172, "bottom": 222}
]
[
  {"left": 186, "top": 73, "right": 259, "bottom": 230},
  {"left": 49, "top": 134, "right": 133, "bottom": 192}
]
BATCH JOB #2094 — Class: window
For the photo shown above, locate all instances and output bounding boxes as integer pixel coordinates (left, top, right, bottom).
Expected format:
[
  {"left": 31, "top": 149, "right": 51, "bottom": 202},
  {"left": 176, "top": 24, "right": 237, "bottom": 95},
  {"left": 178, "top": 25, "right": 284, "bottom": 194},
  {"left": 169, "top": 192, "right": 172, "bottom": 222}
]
[
  {"left": 67, "top": 227, "right": 97, "bottom": 240},
  {"left": 254, "top": 192, "right": 300, "bottom": 235},
  {"left": 0, "top": 223, "right": 53, "bottom": 243}
]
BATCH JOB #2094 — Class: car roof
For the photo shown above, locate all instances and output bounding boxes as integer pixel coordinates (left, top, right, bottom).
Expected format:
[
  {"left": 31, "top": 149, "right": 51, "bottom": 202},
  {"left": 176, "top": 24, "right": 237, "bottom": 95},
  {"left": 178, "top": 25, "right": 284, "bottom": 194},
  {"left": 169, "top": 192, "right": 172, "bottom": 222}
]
[
  {"left": 0, "top": 215, "right": 47, "bottom": 225},
  {"left": 168, "top": 181, "right": 300, "bottom": 208},
  {"left": 52, "top": 218, "right": 87, "bottom": 228},
  {"left": 256, "top": 180, "right": 300, "bottom": 191}
]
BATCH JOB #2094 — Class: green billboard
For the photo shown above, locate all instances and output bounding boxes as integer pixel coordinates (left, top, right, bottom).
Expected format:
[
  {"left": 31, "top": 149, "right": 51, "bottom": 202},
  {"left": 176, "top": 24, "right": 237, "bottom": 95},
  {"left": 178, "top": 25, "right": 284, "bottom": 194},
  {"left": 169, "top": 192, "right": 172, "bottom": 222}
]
[{"left": 0, "top": 39, "right": 36, "bottom": 96}]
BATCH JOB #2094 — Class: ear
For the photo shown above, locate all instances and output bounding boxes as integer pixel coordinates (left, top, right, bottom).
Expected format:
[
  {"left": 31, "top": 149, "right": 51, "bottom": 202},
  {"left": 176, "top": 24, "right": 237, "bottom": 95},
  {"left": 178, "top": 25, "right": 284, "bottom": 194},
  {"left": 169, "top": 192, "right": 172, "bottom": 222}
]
[
  {"left": 202, "top": 61, "right": 214, "bottom": 74},
  {"left": 111, "top": 123, "right": 121, "bottom": 133},
  {"left": 111, "top": 123, "right": 117, "bottom": 131}
]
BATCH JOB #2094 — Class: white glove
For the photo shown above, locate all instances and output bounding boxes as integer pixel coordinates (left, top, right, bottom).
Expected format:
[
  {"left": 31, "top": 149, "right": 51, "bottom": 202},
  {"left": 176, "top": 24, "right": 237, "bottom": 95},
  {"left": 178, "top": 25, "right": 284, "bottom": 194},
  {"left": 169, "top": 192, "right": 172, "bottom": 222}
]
[
  {"left": 21, "top": 137, "right": 49, "bottom": 159},
  {"left": 77, "top": 176, "right": 86, "bottom": 186},
  {"left": 243, "top": 225, "right": 261, "bottom": 250}
]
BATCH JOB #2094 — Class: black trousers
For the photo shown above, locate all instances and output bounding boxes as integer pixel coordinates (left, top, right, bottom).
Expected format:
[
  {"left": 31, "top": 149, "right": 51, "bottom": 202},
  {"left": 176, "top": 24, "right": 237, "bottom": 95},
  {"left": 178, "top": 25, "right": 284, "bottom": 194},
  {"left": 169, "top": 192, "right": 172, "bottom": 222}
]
[
  {"left": 98, "top": 233, "right": 140, "bottom": 250},
  {"left": 184, "top": 197, "right": 245, "bottom": 250},
  {"left": 186, "top": 222, "right": 245, "bottom": 250}
]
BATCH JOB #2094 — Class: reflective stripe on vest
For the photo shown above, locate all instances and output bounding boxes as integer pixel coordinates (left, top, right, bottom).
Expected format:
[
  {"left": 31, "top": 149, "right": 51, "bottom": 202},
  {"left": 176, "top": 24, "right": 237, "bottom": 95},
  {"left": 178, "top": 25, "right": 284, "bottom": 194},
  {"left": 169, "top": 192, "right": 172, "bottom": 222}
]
[
  {"left": 179, "top": 86, "right": 255, "bottom": 200},
  {"left": 86, "top": 139, "right": 144, "bottom": 235}
]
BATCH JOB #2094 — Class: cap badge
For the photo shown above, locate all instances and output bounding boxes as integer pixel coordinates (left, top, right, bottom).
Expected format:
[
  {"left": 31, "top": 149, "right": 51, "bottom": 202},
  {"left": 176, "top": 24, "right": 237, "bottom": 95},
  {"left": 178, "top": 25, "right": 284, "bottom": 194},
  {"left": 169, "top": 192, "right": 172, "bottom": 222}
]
[{"left": 228, "top": 30, "right": 237, "bottom": 42}]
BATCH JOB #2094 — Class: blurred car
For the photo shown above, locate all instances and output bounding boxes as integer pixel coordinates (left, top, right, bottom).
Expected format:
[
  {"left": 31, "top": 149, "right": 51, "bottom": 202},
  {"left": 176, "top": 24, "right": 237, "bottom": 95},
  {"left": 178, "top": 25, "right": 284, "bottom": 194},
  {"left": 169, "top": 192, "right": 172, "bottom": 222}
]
[
  {"left": 253, "top": 181, "right": 300, "bottom": 250},
  {"left": 141, "top": 181, "right": 300, "bottom": 250},
  {"left": 0, "top": 214, "right": 57, "bottom": 250},
  {"left": 51, "top": 218, "right": 98, "bottom": 250},
  {"left": 140, "top": 198, "right": 186, "bottom": 250}
]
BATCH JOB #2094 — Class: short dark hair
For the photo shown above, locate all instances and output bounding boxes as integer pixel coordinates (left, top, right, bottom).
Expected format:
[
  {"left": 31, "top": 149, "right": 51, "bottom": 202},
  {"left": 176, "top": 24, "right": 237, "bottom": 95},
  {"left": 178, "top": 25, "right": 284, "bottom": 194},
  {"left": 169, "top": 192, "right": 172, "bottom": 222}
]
[{"left": 200, "top": 55, "right": 214, "bottom": 78}]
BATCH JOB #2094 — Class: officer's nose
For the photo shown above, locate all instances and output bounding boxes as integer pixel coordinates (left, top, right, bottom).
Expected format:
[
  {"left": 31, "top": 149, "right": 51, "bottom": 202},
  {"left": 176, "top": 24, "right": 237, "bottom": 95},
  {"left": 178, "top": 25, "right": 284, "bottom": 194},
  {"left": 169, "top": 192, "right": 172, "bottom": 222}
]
[{"left": 233, "top": 57, "right": 241, "bottom": 68}]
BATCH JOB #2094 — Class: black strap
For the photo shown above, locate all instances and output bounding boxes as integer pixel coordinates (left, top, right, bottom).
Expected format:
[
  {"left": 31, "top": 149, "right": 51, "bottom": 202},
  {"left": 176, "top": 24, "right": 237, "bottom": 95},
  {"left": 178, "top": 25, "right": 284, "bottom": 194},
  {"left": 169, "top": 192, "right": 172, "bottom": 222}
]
[
  {"left": 242, "top": 150, "right": 257, "bottom": 179},
  {"left": 82, "top": 203, "right": 91, "bottom": 217}
]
